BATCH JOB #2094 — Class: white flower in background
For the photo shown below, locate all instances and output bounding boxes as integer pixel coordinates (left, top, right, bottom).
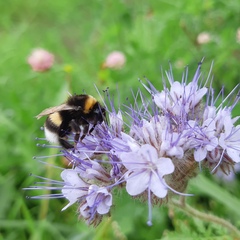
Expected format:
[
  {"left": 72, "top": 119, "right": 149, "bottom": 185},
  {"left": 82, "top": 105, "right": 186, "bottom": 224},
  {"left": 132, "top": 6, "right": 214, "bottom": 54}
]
[{"left": 197, "top": 32, "right": 211, "bottom": 44}]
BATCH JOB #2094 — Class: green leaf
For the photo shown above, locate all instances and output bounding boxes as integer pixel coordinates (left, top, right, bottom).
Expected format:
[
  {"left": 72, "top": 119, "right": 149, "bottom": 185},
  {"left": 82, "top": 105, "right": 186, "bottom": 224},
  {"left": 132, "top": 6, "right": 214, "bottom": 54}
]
[{"left": 189, "top": 175, "right": 240, "bottom": 218}]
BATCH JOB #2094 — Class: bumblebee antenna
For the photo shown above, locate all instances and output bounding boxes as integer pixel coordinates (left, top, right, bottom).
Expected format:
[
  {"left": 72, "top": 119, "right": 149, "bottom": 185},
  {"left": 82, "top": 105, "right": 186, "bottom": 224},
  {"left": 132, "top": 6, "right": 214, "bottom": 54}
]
[{"left": 94, "top": 84, "right": 108, "bottom": 109}]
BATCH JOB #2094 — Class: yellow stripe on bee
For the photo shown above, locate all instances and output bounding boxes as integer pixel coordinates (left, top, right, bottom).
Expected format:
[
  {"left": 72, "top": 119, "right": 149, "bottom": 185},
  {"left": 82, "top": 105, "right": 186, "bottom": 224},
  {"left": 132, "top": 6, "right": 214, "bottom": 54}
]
[
  {"left": 84, "top": 95, "right": 97, "bottom": 113},
  {"left": 49, "top": 112, "right": 62, "bottom": 126}
]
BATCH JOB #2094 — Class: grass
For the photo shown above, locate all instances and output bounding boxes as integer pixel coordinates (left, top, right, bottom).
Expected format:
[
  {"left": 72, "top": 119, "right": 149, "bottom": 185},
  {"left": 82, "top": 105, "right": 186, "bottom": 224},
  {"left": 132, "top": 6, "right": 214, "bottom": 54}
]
[{"left": 0, "top": 0, "right": 240, "bottom": 239}]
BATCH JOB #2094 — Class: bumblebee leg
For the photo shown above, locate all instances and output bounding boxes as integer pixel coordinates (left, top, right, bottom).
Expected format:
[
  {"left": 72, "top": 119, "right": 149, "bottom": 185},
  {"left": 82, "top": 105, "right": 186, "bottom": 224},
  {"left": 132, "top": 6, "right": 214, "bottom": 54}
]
[
  {"left": 58, "top": 121, "right": 73, "bottom": 148},
  {"left": 89, "top": 124, "right": 96, "bottom": 135},
  {"left": 59, "top": 121, "right": 71, "bottom": 138},
  {"left": 58, "top": 137, "right": 74, "bottom": 149},
  {"left": 69, "top": 120, "right": 81, "bottom": 145},
  {"left": 80, "top": 122, "right": 89, "bottom": 141}
]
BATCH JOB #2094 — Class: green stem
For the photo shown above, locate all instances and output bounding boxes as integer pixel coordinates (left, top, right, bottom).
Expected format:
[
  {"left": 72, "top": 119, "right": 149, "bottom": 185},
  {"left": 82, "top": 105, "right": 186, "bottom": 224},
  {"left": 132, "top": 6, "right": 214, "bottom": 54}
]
[
  {"left": 169, "top": 197, "right": 240, "bottom": 237},
  {"left": 38, "top": 148, "right": 58, "bottom": 220}
]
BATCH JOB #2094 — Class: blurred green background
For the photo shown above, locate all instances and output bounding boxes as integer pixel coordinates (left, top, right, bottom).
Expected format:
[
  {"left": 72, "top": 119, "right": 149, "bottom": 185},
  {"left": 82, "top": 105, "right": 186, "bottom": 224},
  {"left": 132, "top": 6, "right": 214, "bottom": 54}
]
[{"left": 1, "top": 0, "right": 240, "bottom": 239}]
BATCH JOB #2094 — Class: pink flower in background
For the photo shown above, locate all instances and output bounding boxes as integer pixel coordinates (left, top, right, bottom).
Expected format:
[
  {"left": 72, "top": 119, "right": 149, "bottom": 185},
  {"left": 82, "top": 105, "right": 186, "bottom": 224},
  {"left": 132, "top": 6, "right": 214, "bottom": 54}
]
[
  {"left": 27, "top": 48, "right": 54, "bottom": 72},
  {"left": 103, "top": 51, "right": 126, "bottom": 69}
]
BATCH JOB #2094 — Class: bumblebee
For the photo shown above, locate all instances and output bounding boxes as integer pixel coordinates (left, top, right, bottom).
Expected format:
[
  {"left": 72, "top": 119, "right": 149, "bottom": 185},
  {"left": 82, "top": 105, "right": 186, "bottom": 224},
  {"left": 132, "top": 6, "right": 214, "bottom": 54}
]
[{"left": 36, "top": 94, "right": 106, "bottom": 149}]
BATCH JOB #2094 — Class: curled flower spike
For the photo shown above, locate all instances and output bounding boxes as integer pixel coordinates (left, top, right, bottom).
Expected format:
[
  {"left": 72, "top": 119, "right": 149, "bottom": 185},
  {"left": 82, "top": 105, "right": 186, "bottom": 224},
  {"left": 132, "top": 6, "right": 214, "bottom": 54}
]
[{"left": 27, "top": 60, "right": 240, "bottom": 226}]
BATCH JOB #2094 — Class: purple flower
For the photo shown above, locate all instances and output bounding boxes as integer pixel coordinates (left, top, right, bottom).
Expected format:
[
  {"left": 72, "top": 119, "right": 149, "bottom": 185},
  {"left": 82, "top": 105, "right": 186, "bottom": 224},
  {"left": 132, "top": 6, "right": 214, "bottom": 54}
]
[
  {"left": 120, "top": 144, "right": 174, "bottom": 198},
  {"left": 28, "top": 60, "right": 240, "bottom": 226},
  {"left": 61, "top": 169, "right": 89, "bottom": 211},
  {"left": 86, "top": 185, "right": 112, "bottom": 215},
  {"left": 190, "top": 118, "right": 218, "bottom": 162},
  {"left": 154, "top": 80, "right": 207, "bottom": 117},
  {"left": 219, "top": 116, "right": 240, "bottom": 163}
]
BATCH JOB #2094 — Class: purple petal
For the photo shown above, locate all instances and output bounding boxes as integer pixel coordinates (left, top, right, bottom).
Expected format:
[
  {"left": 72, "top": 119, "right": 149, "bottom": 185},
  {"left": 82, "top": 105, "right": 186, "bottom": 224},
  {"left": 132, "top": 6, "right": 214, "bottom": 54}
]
[
  {"left": 150, "top": 174, "right": 168, "bottom": 198},
  {"left": 125, "top": 171, "right": 149, "bottom": 196}
]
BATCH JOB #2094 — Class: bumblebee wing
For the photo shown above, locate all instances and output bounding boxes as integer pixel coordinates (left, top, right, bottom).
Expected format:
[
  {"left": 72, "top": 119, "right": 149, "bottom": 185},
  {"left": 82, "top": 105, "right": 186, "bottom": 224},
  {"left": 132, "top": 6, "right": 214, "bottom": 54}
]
[{"left": 36, "top": 104, "right": 77, "bottom": 119}]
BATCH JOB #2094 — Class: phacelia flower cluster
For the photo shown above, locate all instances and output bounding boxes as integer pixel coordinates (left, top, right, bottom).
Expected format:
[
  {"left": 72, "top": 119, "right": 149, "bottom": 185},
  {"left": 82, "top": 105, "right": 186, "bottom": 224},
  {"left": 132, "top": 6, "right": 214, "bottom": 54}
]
[{"left": 29, "top": 60, "right": 240, "bottom": 226}]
